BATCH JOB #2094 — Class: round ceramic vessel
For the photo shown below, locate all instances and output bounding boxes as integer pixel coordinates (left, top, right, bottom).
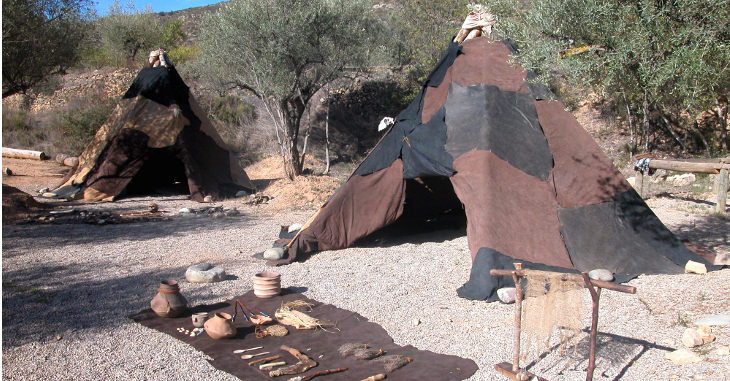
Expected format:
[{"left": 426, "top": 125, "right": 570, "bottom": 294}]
[
  {"left": 204, "top": 312, "right": 236, "bottom": 339},
  {"left": 252, "top": 271, "right": 281, "bottom": 298},
  {"left": 150, "top": 279, "right": 188, "bottom": 318}
]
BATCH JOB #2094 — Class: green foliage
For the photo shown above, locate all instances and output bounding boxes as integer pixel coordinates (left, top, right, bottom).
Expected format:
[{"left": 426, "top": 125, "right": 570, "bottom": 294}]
[
  {"left": 1, "top": 108, "right": 47, "bottom": 148},
  {"left": 495, "top": 0, "right": 730, "bottom": 155},
  {"left": 391, "top": 0, "right": 471, "bottom": 81},
  {"left": 2, "top": 0, "right": 94, "bottom": 98},
  {"left": 50, "top": 98, "right": 117, "bottom": 155},
  {"left": 160, "top": 20, "right": 186, "bottom": 49},
  {"left": 195, "top": 0, "right": 380, "bottom": 178},
  {"left": 167, "top": 45, "right": 199, "bottom": 66},
  {"left": 98, "top": 0, "right": 162, "bottom": 65},
  {"left": 207, "top": 95, "right": 257, "bottom": 126}
]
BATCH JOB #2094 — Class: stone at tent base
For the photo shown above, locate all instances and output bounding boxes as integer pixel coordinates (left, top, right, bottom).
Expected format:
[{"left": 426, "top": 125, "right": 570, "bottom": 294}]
[
  {"left": 588, "top": 269, "right": 614, "bottom": 282},
  {"left": 714, "top": 252, "right": 730, "bottom": 265},
  {"left": 497, "top": 287, "right": 516, "bottom": 304},
  {"left": 186, "top": 263, "right": 227, "bottom": 283},
  {"left": 684, "top": 260, "right": 707, "bottom": 274},
  {"left": 263, "top": 247, "right": 285, "bottom": 260},
  {"left": 665, "top": 348, "right": 702, "bottom": 364},
  {"left": 682, "top": 325, "right": 715, "bottom": 348}
]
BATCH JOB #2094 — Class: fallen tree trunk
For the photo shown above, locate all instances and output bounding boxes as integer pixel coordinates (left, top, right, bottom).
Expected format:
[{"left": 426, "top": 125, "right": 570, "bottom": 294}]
[{"left": 2, "top": 147, "right": 46, "bottom": 160}]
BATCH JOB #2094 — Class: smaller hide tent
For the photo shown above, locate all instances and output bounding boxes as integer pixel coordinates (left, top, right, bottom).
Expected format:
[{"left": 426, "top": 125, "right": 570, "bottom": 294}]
[
  {"left": 270, "top": 13, "right": 719, "bottom": 301},
  {"left": 53, "top": 50, "right": 255, "bottom": 202}
]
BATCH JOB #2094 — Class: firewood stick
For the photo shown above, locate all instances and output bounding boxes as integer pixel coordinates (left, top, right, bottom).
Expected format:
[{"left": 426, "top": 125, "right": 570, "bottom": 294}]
[
  {"left": 249, "top": 354, "right": 282, "bottom": 366},
  {"left": 288, "top": 367, "right": 348, "bottom": 381}
]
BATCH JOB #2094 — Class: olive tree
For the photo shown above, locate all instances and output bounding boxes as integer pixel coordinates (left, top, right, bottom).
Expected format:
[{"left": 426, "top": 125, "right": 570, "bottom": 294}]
[
  {"left": 493, "top": 0, "right": 730, "bottom": 154},
  {"left": 2, "top": 0, "right": 93, "bottom": 98},
  {"left": 195, "top": 0, "right": 378, "bottom": 179},
  {"left": 97, "top": 0, "right": 162, "bottom": 64}
]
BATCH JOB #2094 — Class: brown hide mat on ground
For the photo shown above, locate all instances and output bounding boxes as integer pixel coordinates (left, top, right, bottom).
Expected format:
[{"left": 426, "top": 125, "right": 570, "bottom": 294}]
[{"left": 130, "top": 290, "right": 478, "bottom": 381}]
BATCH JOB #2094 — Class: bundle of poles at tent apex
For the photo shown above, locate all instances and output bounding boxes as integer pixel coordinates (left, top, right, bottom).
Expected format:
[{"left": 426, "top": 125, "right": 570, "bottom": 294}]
[{"left": 490, "top": 263, "right": 637, "bottom": 381}]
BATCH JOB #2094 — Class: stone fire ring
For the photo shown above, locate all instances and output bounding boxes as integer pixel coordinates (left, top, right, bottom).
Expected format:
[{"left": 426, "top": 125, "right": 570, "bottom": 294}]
[{"left": 185, "top": 263, "right": 227, "bottom": 283}]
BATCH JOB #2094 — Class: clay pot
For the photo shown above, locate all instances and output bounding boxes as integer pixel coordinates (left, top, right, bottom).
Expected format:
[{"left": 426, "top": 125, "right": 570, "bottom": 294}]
[
  {"left": 150, "top": 280, "right": 187, "bottom": 318},
  {"left": 204, "top": 312, "right": 236, "bottom": 339},
  {"left": 253, "top": 271, "right": 281, "bottom": 299},
  {"left": 192, "top": 312, "right": 208, "bottom": 328}
]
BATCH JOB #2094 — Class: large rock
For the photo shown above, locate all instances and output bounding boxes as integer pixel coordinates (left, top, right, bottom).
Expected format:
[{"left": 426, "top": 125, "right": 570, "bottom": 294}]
[
  {"left": 682, "top": 325, "right": 715, "bottom": 348},
  {"left": 185, "top": 263, "right": 227, "bottom": 283},
  {"left": 665, "top": 348, "right": 702, "bottom": 364}
]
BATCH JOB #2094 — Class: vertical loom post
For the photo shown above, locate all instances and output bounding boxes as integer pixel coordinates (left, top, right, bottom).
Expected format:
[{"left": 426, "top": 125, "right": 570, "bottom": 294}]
[
  {"left": 512, "top": 263, "right": 524, "bottom": 373},
  {"left": 581, "top": 273, "right": 602, "bottom": 381}
]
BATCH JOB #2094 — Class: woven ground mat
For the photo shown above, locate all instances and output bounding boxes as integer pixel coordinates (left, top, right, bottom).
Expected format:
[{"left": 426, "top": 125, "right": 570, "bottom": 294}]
[{"left": 129, "top": 289, "right": 479, "bottom": 381}]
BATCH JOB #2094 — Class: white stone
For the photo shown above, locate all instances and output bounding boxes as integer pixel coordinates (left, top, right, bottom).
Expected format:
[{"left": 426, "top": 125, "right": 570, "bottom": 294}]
[
  {"left": 684, "top": 260, "right": 707, "bottom": 274},
  {"left": 682, "top": 328, "right": 704, "bottom": 348},
  {"left": 185, "top": 263, "right": 227, "bottom": 283},
  {"left": 715, "top": 346, "right": 729, "bottom": 356},
  {"left": 672, "top": 173, "right": 696, "bottom": 187},
  {"left": 203, "top": 195, "right": 213, "bottom": 203},
  {"left": 588, "top": 269, "right": 614, "bottom": 282},
  {"left": 627, "top": 177, "right": 636, "bottom": 187},
  {"left": 497, "top": 287, "right": 516, "bottom": 304},
  {"left": 179, "top": 208, "right": 191, "bottom": 213},
  {"left": 288, "top": 223, "right": 303, "bottom": 233},
  {"left": 236, "top": 190, "right": 249, "bottom": 197},
  {"left": 263, "top": 247, "right": 285, "bottom": 260},
  {"left": 413, "top": 319, "right": 420, "bottom": 326},
  {"left": 665, "top": 348, "right": 702, "bottom": 364}
]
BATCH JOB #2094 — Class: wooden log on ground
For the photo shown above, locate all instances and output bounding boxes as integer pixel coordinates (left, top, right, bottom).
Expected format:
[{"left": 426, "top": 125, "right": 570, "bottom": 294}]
[{"left": 2, "top": 147, "right": 46, "bottom": 160}]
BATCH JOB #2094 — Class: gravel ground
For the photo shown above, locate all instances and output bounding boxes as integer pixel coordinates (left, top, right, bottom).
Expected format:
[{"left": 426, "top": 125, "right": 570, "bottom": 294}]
[{"left": 2, "top": 186, "right": 729, "bottom": 380}]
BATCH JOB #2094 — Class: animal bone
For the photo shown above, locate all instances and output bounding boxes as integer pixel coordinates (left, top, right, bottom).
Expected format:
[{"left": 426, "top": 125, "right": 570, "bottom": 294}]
[{"left": 268, "top": 346, "right": 317, "bottom": 377}]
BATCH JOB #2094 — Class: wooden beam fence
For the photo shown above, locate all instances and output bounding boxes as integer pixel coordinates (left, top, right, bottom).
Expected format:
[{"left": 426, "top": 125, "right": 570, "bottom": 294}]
[{"left": 635, "top": 157, "right": 730, "bottom": 214}]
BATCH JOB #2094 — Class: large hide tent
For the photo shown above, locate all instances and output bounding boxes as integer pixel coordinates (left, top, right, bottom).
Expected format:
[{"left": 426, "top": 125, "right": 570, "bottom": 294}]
[
  {"left": 271, "top": 16, "right": 718, "bottom": 301},
  {"left": 52, "top": 50, "right": 255, "bottom": 202}
]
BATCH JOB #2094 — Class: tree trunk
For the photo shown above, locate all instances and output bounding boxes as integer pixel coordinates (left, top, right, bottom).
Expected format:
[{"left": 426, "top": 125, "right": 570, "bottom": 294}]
[
  {"left": 623, "top": 92, "right": 634, "bottom": 156},
  {"left": 661, "top": 115, "right": 687, "bottom": 152},
  {"left": 643, "top": 93, "right": 650, "bottom": 152},
  {"left": 717, "top": 99, "right": 728, "bottom": 154},
  {"left": 323, "top": 85, "right": 331, "bottom": 175}
]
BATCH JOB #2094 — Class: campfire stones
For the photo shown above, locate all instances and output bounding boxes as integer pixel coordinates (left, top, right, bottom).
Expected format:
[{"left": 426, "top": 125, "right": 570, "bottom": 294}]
[
  {"left": 253, "top": 271, "right": 281, "bottom": 298},
  {"left": 263, "top": 247, "right": 285, "bottom": 260},
  {"left": 186, "top": 263, "right": 226, "bottom": 283}
]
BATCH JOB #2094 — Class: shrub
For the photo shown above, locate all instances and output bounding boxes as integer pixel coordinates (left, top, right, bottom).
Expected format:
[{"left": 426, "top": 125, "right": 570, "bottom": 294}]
[
  {"left": 1, "top": 108, "right": 47, "bottom": 148},
  {"left": 50, "top": 97, "right": 118, "bottom": 155}
]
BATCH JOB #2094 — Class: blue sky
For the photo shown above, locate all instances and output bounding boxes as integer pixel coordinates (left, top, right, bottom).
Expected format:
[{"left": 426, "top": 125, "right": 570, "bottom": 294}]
[{"left": 94, "top": 0, "right": 222, "bottom": 15}]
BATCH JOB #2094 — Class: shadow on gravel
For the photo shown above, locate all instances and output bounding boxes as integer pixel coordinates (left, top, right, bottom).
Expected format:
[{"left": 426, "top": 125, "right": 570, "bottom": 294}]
[
  {"left": 524, "top": 331, "right": 675, "bottom": 381},
  {"left": 1, "top": 264, "right": 237, "bottom": 348},
  {"left": 1, "top": 215, "right": 259, "bottom": 253},
  {"left": 670, "top": 216, "right": 730, "bottom": 252}
]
